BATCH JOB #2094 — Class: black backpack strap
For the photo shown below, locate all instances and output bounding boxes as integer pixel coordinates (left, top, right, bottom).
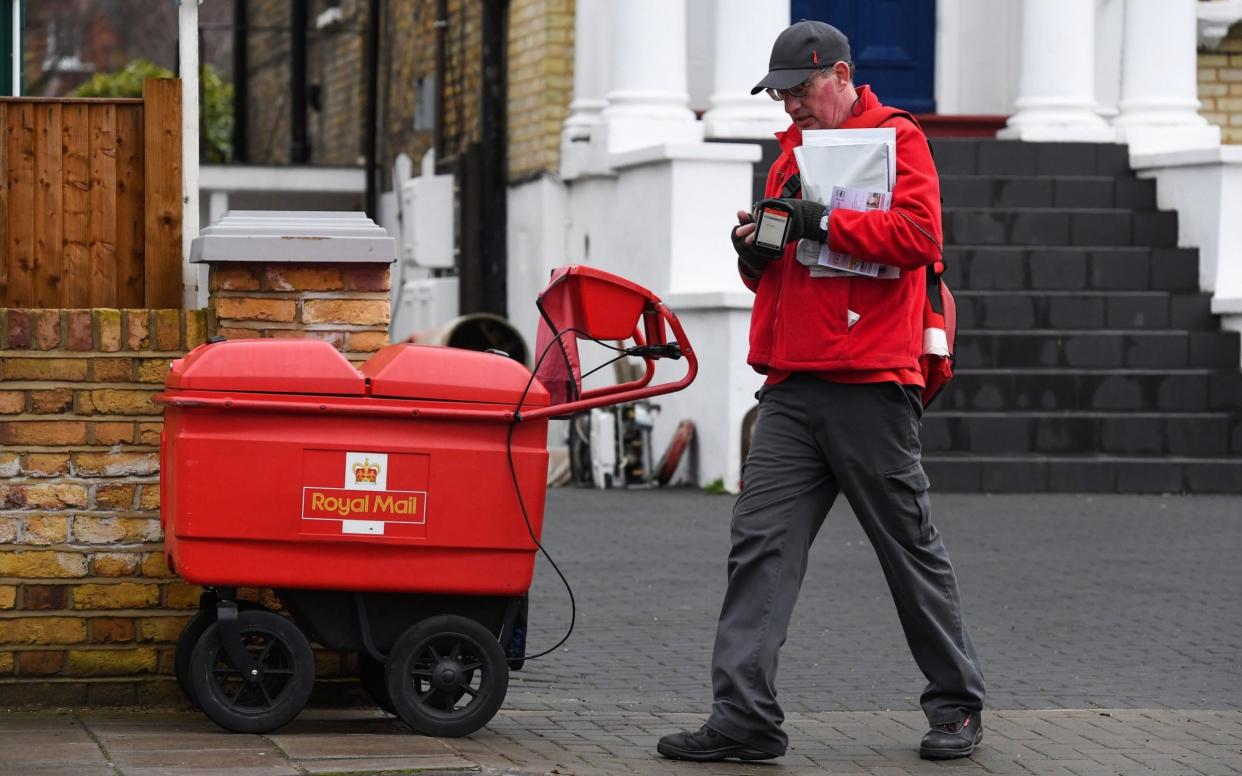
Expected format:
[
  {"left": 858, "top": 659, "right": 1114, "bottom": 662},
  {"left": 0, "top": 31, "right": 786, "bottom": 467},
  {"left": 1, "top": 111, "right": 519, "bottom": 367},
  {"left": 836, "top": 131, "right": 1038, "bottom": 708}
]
[
  {"left": 926, "top": 265, "right": 944, "bottom": 314},
  {"left": 781, "top": 172, "right": 802, "bottom": 199}
]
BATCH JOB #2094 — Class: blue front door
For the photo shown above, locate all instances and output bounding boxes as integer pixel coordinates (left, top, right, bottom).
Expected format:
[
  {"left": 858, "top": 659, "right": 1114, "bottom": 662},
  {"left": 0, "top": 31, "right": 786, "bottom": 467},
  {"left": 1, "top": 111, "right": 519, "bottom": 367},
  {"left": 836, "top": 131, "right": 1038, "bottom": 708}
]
[{"left": 790, "top": 0, "right": 936, "bottom": 113}]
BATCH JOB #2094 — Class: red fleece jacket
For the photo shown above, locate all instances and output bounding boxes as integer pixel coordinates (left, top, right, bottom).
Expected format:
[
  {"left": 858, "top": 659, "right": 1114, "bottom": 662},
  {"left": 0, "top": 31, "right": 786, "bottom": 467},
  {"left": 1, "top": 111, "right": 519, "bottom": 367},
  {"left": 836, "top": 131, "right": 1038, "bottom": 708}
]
[{"left": 742, "top": 86, "right": 943, "bottom": 381}]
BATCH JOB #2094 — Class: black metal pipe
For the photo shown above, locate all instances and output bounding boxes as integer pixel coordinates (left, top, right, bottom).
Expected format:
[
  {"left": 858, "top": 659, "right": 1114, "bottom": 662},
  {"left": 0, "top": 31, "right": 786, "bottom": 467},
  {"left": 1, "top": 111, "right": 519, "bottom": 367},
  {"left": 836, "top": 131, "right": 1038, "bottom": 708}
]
[
  {"left": 479, "top": 0, "right": 508, "bottom": 316},
  {"left": 434, "top": 0, "right": 447, "bottom": 166},
  {"left": 365, "top": 0, "right": 382, "bottom": 219},
  {"left": 232, "top": 0, "right": 248, "bottom": 162},
  {"left": 289, "top": 0, "right": 308, "bottom": 163}
]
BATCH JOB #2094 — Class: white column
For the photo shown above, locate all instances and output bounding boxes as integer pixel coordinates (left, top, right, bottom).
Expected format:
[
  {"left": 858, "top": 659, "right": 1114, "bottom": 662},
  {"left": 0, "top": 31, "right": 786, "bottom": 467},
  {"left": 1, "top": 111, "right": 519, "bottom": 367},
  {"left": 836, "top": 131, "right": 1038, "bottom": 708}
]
[
  {"left": 561, "top": 0, "right": 612, "bottom": 177},
  {"left": 178, "top": 0, "right": 204, "bottom": 307},
  {"left": 998, "top": 0, "right": 1113, "bottom": 142},
  {"left": 10, "top": 0, "right": 20, "bottom": 95},
  {"left": 1113, "top": 0, "right": 1220, "bottom": 153},
  {"left": 597, "top": 0, "right": 703, "bottom": 156},
  {"left": 702, "top": 0, "right": 790, "bottom": 139}
]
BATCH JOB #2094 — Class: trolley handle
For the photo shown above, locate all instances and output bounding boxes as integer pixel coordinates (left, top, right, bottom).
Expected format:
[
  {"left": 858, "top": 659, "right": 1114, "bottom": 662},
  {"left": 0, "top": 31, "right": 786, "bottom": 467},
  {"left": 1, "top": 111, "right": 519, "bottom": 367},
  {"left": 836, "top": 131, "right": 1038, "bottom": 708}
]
[
  {"left": 519, "top": 302, "right": 697, "bottom": 422},
  {"left": 577, "top": 326, "right": 656, "bottom": 402}
]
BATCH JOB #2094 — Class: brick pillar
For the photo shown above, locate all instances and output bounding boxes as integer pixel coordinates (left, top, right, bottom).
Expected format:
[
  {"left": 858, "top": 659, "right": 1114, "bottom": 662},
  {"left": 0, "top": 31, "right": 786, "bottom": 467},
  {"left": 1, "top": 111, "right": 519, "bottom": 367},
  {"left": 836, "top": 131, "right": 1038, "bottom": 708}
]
[
  {"left": 192, "top": 212, "right": 397, "bottom": 362},
  {"left": 208, "top": 263, "right": 392, "bottom": 360}
]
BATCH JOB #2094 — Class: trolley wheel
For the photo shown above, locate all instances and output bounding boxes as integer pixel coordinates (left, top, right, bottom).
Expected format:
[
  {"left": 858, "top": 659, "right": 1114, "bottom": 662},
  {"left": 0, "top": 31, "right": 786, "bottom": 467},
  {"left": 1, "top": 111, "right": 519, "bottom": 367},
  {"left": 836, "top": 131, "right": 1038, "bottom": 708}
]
[
  {"left": 189, "top": 610, "right": 315, "bottom": 734},
  {"left": 175, "top": 599, "right": 262, "bottom": 707},
  {"left": 386, "top": 614, "right": 508, "bottom": 738},
  {"left": 358, "top": 654, "right": 397, "bottom": 715},
  {"left": 365, "top": 652, "right": 472, "bottom": 714}
]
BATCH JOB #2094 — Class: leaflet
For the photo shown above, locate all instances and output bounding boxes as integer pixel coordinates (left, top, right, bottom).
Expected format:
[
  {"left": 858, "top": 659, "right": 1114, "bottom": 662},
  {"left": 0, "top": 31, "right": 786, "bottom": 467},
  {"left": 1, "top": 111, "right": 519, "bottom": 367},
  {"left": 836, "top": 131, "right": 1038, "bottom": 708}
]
[{"left": 810, "top": 187, "right": 901, "bottom": 280}]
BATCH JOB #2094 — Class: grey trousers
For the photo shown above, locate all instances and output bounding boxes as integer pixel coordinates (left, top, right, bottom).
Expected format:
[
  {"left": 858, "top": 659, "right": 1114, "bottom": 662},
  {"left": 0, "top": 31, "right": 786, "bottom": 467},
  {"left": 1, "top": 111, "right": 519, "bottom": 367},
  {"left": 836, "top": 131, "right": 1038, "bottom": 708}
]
[{"left": 706, "top": 375, "right": 985, "bottom": 756}]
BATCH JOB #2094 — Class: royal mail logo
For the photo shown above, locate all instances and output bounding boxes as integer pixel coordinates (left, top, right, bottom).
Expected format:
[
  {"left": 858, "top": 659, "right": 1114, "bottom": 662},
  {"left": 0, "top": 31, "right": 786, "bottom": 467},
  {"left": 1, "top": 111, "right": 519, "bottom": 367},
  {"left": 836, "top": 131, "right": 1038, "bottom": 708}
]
[
  {"left": 344, "top": 452, "right": 387, "bottom": 491},
  {"left": 352, "top": 458, "right": 381, "bottom": 484},
  {"left": 302, "top": 486, "right": 426, "bottom": 524}
]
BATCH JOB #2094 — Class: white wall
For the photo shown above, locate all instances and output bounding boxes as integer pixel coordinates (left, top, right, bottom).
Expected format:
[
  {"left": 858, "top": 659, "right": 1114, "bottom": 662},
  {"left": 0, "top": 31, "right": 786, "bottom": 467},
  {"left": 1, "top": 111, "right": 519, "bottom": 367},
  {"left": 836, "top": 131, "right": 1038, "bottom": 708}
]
[
  {"left": 506, "top": 175, "right": 571, "bottom": 352},
  {"left": 654, "top": 296, "right": 763, "bottom": 490}
]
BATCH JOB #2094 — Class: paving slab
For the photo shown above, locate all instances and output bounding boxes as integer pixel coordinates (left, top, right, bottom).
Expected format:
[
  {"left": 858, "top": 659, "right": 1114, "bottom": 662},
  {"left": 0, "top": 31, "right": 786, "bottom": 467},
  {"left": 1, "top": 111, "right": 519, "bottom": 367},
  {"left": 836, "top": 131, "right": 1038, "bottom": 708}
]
[
  {"left": 296, "top": 755, "right": 478, "bottom": 773},
  {"left": 0, "top": 741, "right": 112, "bottom": 770},
  {"left": 268, "top": 731, "right": 454, "bottom": 759},
  {"left": 104, "top": 747, "right": 295, "bottom": 771}
]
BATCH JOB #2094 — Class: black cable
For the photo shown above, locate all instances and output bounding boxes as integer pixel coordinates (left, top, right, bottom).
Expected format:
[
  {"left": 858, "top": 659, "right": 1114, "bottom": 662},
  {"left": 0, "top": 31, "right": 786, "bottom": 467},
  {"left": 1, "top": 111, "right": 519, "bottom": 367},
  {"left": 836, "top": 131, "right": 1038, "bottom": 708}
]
[
  {"left": 579, "top": 353, "right": 630, "bottom": 383},
  {"left": 502, "top": 325, "right": 628, "bottom": 660},
  {"left": 511, "top": 326, "right": 626, "bottom": 416},
  {"left": 505, "top": 422, "right": 574, "bottom": 660}
]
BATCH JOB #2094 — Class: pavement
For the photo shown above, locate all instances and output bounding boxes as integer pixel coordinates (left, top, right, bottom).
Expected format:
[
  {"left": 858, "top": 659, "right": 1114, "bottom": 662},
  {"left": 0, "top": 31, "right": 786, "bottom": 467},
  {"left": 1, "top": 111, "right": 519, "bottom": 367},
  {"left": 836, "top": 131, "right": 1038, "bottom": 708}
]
[{"left": 3, "top": 488, "right": 1241, "bottom": 775}]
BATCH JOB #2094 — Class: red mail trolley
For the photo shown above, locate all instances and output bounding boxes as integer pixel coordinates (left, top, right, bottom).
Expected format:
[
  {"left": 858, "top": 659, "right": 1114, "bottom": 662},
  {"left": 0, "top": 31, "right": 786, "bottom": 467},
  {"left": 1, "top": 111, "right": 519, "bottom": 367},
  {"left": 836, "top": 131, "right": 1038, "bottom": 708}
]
[{"left": 158, "top": 266, "right": 697, "bottom": 735}]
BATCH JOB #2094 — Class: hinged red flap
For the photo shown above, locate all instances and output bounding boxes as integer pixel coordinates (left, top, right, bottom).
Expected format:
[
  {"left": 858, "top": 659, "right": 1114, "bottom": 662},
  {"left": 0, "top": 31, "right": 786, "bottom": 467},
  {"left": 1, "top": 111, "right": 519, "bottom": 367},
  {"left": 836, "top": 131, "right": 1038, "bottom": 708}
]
[
  {"left": 166, "top": 340, "right": 367, "bottom": 395},
  {"left": 362, "top": 344, "right": 550, "bottom": 407}
]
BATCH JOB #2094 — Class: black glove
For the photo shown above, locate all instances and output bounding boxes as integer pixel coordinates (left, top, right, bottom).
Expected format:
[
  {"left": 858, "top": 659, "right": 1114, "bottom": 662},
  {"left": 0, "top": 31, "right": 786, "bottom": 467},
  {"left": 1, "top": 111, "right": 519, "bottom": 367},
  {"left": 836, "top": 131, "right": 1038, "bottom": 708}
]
[
  {"left": 731, "top": 212, "right": 773, "bottom": 278},
  {"left": 753, "top": 197, "right": 829, "bottom": 246}
]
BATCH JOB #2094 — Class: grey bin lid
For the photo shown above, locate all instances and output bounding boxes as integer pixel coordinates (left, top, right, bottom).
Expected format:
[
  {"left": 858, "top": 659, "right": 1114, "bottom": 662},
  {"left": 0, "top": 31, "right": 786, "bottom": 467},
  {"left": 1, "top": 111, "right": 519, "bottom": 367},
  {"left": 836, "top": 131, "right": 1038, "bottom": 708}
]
[{"left": 190, "top": 211, "right": 396, "bottom": 264}]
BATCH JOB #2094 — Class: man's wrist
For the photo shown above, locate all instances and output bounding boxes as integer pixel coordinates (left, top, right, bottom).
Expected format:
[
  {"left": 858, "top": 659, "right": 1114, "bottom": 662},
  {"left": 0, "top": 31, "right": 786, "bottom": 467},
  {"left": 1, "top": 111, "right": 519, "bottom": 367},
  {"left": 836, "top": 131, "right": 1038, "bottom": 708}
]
[
  {"left": 738, "top": 256, "right": 765, "bottom": 278},
  {"left": 795, "top": 199, "right": 829, "bottom": 243}
]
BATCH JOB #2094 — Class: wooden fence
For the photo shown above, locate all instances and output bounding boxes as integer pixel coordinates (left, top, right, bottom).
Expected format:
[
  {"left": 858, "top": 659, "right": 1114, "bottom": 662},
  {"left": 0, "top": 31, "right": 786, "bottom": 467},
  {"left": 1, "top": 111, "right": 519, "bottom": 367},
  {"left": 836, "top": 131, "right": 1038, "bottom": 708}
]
[{"left": 0, "top": 79, "right": 183, "bottom": 309}]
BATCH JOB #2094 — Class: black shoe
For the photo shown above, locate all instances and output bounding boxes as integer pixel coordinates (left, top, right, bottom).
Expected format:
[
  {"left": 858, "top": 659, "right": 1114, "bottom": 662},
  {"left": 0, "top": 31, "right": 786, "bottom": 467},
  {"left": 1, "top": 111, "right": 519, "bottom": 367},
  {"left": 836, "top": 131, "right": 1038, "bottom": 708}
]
[
  {"left": 919, "top": 712, "right": 983, "bottom": 760},
  {"left": 657, "top": 725, "right": 778, "bottom": 762}
]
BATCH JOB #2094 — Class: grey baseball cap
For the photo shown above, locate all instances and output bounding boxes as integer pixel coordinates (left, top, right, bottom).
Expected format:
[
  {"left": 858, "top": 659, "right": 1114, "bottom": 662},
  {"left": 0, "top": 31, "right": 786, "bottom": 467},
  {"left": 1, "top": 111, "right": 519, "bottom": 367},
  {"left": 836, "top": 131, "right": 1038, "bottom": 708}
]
[{"left": 751, "top": 20, "right": 851, "bottom": 95}]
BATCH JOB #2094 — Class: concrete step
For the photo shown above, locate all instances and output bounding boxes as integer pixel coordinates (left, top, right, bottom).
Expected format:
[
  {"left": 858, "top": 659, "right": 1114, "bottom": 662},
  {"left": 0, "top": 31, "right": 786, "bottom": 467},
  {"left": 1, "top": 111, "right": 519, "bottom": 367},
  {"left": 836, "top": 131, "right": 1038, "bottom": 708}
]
[
  {"left": 939, "top": 368, "right": 1242, "bottom": 413},
  {"left": 943, "top": 207, "right": 1177, "bottom": 247},
  {"left": 954, "top": 329, "right": 1239, "bottom": 369},
  {"left": 941, "top": 246, "right": 1199, "bottom": 293},
  {"left": 941, "top": 175, "right": 1156, "bottom": 210},
  {"left": 928, "top": 139, "right": 1131, "bottom": 177},
  {"left": 920, "top": 411, "right": 1241, "bottom": 457},
  {"left": 923, "top": 453, "right": 1242, "bottom": 494},
  {"left": 953, "top": 291, "right": 1216, "bottom": 331}
]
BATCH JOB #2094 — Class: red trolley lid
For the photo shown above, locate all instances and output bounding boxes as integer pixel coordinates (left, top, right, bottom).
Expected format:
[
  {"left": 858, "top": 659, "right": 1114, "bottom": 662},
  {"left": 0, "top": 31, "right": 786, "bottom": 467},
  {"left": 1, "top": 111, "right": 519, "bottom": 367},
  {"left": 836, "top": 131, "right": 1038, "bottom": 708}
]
[
  {"left": 362, "top": 344, "right": 550, "bottom": 407},
  {"left": 166, "top": 339, "right": 367, "bottom": 395}
]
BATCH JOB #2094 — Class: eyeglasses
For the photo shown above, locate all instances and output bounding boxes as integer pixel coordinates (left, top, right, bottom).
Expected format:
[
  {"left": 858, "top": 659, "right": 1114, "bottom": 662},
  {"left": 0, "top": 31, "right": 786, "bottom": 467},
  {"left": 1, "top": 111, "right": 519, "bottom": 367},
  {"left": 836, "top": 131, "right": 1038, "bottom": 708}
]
[{"left": 765, "top": 68, "right": 833, "bottom": 101}]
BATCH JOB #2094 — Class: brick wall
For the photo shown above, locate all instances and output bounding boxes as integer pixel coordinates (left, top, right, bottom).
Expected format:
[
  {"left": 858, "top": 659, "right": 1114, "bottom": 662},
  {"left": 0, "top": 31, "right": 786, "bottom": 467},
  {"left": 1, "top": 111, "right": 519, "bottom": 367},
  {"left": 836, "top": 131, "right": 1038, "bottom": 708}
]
[
  {"left": 209, "top": 262, "right": 392, "bottom": 362},
  {"left": 507, "top": 0, "right": 575, "bottom": 181},
  {"left": 0, "top": 309, "right": 208, "bottom": 705},
  {"left": 383, "top": 1, "right": 441, "bottom": 183},
  {"left": 1199, "top": 21, "right": 1242, "bottom": 144},
  {"left": 310, "top": 0, "right": 367, "bottom": 166},
  {"left": 241, "top": 0, "right": 575, "bottom": 179},
  {"left": 246, "top": 0, "right": 294, "bottom": 164},
  {"left": 0, "top": 300, "right": 386, "bottom": 706}
]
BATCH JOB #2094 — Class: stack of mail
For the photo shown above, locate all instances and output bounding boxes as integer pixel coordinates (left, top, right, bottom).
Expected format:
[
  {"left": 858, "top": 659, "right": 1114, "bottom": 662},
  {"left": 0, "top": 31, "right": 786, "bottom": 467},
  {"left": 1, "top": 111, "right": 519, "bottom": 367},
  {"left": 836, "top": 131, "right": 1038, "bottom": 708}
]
[{"left": 792, "top": 127, "right": 900, "bottom": 279}]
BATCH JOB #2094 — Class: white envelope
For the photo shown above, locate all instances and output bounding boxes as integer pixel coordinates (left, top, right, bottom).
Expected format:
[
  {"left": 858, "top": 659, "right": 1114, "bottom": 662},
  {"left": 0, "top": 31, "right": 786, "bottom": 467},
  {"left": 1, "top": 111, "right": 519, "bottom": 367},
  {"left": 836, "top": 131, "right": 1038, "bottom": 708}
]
[
  {"left": 799, "top": 127, "right": 898, "bottom": 190},
  {"left": 794, "top": 143, "right": 890, "bottom": 205}
]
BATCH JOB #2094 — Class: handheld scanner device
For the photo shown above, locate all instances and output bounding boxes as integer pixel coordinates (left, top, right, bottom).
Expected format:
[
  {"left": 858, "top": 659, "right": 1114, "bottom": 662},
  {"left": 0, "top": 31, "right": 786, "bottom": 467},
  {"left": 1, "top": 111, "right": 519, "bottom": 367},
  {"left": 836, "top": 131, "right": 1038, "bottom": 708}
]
[{"left": 751, "top": 201, "right": 794, "bottom": 260}]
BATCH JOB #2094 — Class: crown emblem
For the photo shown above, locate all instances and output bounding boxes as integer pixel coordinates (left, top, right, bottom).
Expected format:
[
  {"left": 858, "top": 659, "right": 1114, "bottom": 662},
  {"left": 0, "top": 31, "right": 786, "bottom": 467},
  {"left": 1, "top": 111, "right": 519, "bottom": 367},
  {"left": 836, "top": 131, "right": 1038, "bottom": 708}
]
[{"left": 352, "top": 458, "right": 380, "bottom": 484}]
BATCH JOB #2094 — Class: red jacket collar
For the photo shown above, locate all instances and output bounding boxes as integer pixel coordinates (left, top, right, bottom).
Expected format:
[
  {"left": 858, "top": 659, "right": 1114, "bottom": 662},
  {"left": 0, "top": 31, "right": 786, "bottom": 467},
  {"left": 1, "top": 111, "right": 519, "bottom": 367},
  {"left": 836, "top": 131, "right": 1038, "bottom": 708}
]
[{"left": 774, "top": 85, "right": 884, "bottom": 154}]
